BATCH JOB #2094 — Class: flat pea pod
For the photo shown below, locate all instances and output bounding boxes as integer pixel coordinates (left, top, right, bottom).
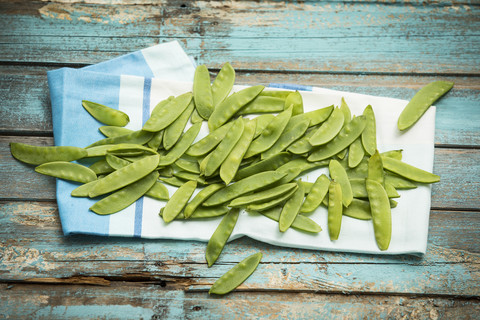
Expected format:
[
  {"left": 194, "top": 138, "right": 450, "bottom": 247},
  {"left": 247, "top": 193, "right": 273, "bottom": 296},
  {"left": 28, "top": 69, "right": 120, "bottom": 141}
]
[
  {"left": 186, "top": 122, "right": 233, "bottom": 157},
  {"left": 212, "top": 62, "right": 235, "bottom": 107},
  {"left": 87, "top": 130, "right": 153, "bottom": 148},
  {"left": 204, "top": 117, "right": 245, "bottom": 177},
  {"left": 89, "top": 159, "right": 114, "bottom": 175},
  {"left": 219, "top": 119, "right": 256, "bottom": 184},
  {"left": 145, "top": 180, "right": 169, "bottom": 200},
  {"left": 284, "top": 91, "right": 303, "bottom": 115},
  {"left": 246, "top": 187, "right": 297, "bottom": 211},
  {"left": 190, "top": 109, "right": 204, "bottom": 124},
  {"left": 160, "top": 176, "right": 186, "bottom": 187},
  {"left": 175, "top": 158, "right": 200, "bottom": 174},
  {"left": 366, "top": 179, "right": 391, "bottom": 251},
  {"left": 99, "top": 126, "right": 133, "bottom": 138},
  {"left": 361, "top": 105, "right": 377, "bottom": 156},
  {"left": 10, "top": 143, "right": 87, "bottom": 165},
  {"left": 162, "top": 180, "right": 197, "bottom": 223},
  {"left": 105, "top": 154, "right": 131, "bottom": 170},
  {"left": 348, "top": 137, "right": 365, "bottom": 168},
  {"left": 71, "top": 180, "right": 98, "bottom": 197},
  {"left": 90, "top": 171, "right": 158, "bottom": 215},
  {"left": 398, "top": 81, "right": 454, "bottom": 131},
  {"left": 343, "top": 198, "right": 372, "bottom": 220},
  {"left": 206, "top": 208, "right": 240, "bottom": 267},
  {"left": 309, "top": 107, "right": 345, "bottom": 146},
  {"left": 82, "top": 100, "right": 129, "bottom": 127},
  {"left": 244, "top": 106, "right": 293, "bottom": 158},
  {"left": 184, "top": 183, "right": 224, "bottom": 219},
  {"left": 158, "top": 122, "right": 202, "bottom": 166},
  {"left": 367, "top": 150, "right": 384, "bottom": 185},
  {"left": 208, "top": 85, "right": 264, "bottom": 131},
  {"left": 237, "top": 96, "right": 285, "bottom": 115},
  {"left": 384, "top": 173, "right": 417, "bottom": 189},
  {"left": 253, "top": 114, "right": 275, "bottom": 138},
  {"left": 286, "top": 128, "right": 316, "bottom": 154},
  {"left": 294, "top": 105, "right": 334, "bottom": 128},
  {"left": 160, "top": 205, "right": 229, "bottom": 220},
  {"left": 173, "top": 171, "right": 206, "bottom": 185},
  {"left": 257, "top": 207, "right": 322, "bottom": 233},
  {"left": 193, "top": 65, "right": 214, "bottom": 119},
  {"left": 381, "top": 156, "right": 440, "bottom": 183},
  {"left": 350, "top": 178, "right": 400, "bottom": 199},
  {"left": 89, "top": 154, "right": 159, "bottom": 197},
  {"left": 259, "top": 90, "right": 292, "bottom": 99},
  {"left": 229, "top": 183, "right": 297, "bottom": 208},
  {"left": 336, "top": 99, "right": 352, "bottom": 159},
  {"left": 163, "top": 100, "right": 194, "bottom": 150},
  {"left": 261, "top": 118, "right": 309, "bottom": 160},
  {"left": 308, "top": 115, "right": 366, "bottom": 162},
  {"left": 328, "top": 180, "right": 343, "bottom": 241},
  {"left": 301, "top": 181, "right": 314, "bottom": 194},
  {"left": 106, "top": 143, "right": 157, "bottom": 156},
  {"left": 35, "top": 161, "right": 97, "bottom": 183},
  {"left": 203, "top": 171, "right": 287, "bottom": 206},
  {"left": 279, "top": 181, "right": 305, "bottom": 232},
  {"left": 381, "top": 149, "right": 403, "bottom": 160},
  {"left": 234, "top": 152, "right": 291, "bottom": 181},
  {"left": 143, "top": 93, "right": 192, "bottom": 132},
  {"left": 329, "top": 160, "right": 353, "bottom": 207},
  {"left": 209, "top": 252, "right": 262, "bottom": 295},
  {"left": 300, "top": 174, "right": 330, "bottom": 213}
]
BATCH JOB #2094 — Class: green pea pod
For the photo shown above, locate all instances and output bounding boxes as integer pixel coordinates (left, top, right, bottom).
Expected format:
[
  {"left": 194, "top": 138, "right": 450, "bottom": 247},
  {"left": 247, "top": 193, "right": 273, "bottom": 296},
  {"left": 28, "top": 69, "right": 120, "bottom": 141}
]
[
  {"left": 71, "top": 180, "right": 98, "bottom": 197},
  {"left": 212, "top": 62, "right": 235, "bottom": 107},
  {"left": 348, "top": 137, "right": 365, "bottom": 168},
  {"left": 237, "top": 96, "right": 285, "bottom": 115},
  {"left": 89, "top": 154, "right": 159, "bottom": 197},
  {"left": 206, "top": 208, "right": 240, "bottom": 267},
  {"left": 261, "top": 118, "right": 309, "bottom": 160},
  {"left": 82, "top": 100, "right": 129, "bottom": 127},
  {"left": 193, "top": 65, "right": 214, "bottom": 119},
  {"left": 160, "top": 206, "right": 228, "bottom": 220},
  {"left": 246, "top": 187, "right": 297, "bottom": 211},
  {"left": 287, "top": 128, "right": 316, "bottom": 154},
  {"left": 209, "top": 85, "right": 264, "bottom": 130},
  {"left": 257, "top": 207, "right": 322, "bottom": 233},
  {"left": 296, "top": 105, "right": 334, "bottom": 127},
  {"left": 381, "top": 156, "right": 440, "bottom": 183},
  {"left": 184, "top": 183, "right": 224, "bottom": 219},
  {"left": 328, "top": 180, "right": 343, "bottom": 241},
  {"left": 35, "top": 161, "right": 97, "bottom": 184},
  {"left": 366, "top": 179, "right": 392, "bottom": 250},
  {"left": 163, "top": 100, "right": 194, "bottom": 150},
  {"left": 190, "top": 109, "right": 204, "bottom": 124},
  {"left": 235, "top": 152, "right": 291, "bottom": 181},
  {"left": 186, "top": 122, "right": 233, "bottom": 157},
  {"left": 253, "top": 114, "right": 275, "bottom": 138},
  {"left": 229, "top": 183, "right": 297, "bottom": 208},
  {"left": 329, "top": 160, "right": 353, "bottom": 207},
  {"left": 90, "top": 171, "right": 158, "bottom": 215},
  {"left": 105, "top": 154, "right": 131, "bottom": 170},
  {"left": 10, "top": 143, "right": 87, "bottom": 165},
  {"left": 279, "top": 181, "right": 305, "bottom": 232},
  {"left": 158, "top": 122, "right": 202, "bottom": 166},
  {"left": 343, "top": 198, "right": 372, "bottom": 220},
  {"left": 367, "top": 150, "right": 384, "bottom": 185},
  {"left": 259, "top": 90, "right": 292, "bottom": 99},
  {"left": 175, "top": 158, "right": 200, "bottom": 174},
  {"left": 87, "top": 130, "right": 154, "bottom": 148},
  {"left": 99, "top": 126, "right": 133, "bottom": 138},
  {"left": 162, "top": 180, "right": 197, "bottom": 223},
  {"left": 143, "top": 92, "right": 192, "bottom": 132},
  {"left": 384, "top": 173, "right": 417, "bottom": 189},
  {"left": 209, "top": 252, "right": 262, "bottom": 295},
  {"left": 89, "top": 159, "right": 113, "bottom": 175},
  {"left": 309, "top": 107, "right": 345, "bottom": 146},
  {"left": 284, "top": 91, "right": 303, "bottom": 116},
  {"left": 300, "top": 174, "right": 330, "bottom": 213},
  {"left": 398, "top": 81, "right": 454, "bottom": 131},
  {"left": 381, "top": 149, "right": 403, "bottom": 160},
  {"left": 145, "top": 180, "right": 170, "bottom": 200},
  {"left": 361, "top": 105, "right": 377, "bottom": 156}
]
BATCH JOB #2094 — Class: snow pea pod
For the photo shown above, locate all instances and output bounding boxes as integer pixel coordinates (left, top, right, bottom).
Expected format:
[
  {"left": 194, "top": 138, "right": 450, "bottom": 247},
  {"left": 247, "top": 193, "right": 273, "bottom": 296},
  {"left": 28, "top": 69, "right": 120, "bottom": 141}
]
[
  {"left": 99, "top": 126, "right": 133, "bottom": 138},
  {"left": 366, "top": 179, "right": 391, "bottom": 250},
  {"left": 234, "top": 152, "right": 291, "bottom": 181},
  {"left": 206, "top": 208, "right": 240, "bottom": 267},
  {"left": 163, "top": 100, "right": 194, "bottom": 150},
  {"left": 105, "top": 154, "right": 131, "bottom": 170},
  {"left": 361, "top": 105, "right": 377, "bottom": 156},
  {"left": 193, "top": 65, "right": 214, "bottom": 119},
  {"left": 203, "top": 171, "right": 287, "bottom": 206},
  {"left": 175, "top": 158, "right": 200, "bottom": 174},
  {"left": 89, "top": 159, "right": 113, "bottom": 175},
  {"left": 246, "top": 187, "right": 297, "bottom": 211},
  {"left": 293, "top": 105, "right": 333, "bottom": 128},
  {"left": 328, "top": 180, "right": 343, "bottom": 241},
  {"left": 381, "top": 156, "right": 440, "bottom": 183},
  {"left": 147, "top": 130, "right": 164, "bottom": 151},
  {"left": 309, "top": 107, "right": 345, "bottom": 146},
  {"left": 329, "top": 160, "right": 353, "bottom": 207},
  {"left": 384, "top": 173, "right": 417, "bottom": 189},
  {"left": 256, "top": 207, "right": 322, "bottom": 233},
  {"left": 261, "top": 118, "right": 309, "bottom": 160},
  {"left": 158, "top": 122, "right": 202, "bottom": 166},
  {"left": 367, "top": 150, "right": 384, "bottom": 185},
  {"left": 71, "top": 180, "right": 98, "bottom": 197},
  {"left": 220, "top": 119, "right": 256, "bottom": 184},
  {"left": 87, "top": 130, "right": 153, "bottom": 148},
  {"left": 162, "top": 180, "right": 197, "bottom": 223},
  {"left": 143, "top": 93, "right": 192, "bottom": 132},
  {"left": 237, "top": 96, "right": 285, "bottom": 115},
  {"left": 259, "top": 90, "right": 292, "bottom": 99},
  {"left": 145, "top": 180, "right": 169, "bottom": 200},
  {"left": 209, "top": 251, "right": 262, "bottom": 295},
  {"left": 160, "top": 205, "right": 228, "bottom": 220},
  {"left": 184, "top": 183, "right": 224, "bottom": 219},
  {"left": 284, "top": 91, "right": 303, "bottom": 116},
  {"left": 10, "top": 143, "right": 87, "bottom": 165},
  {"left": 106, "top": 144, "right": 157, "bottom": 156},
  {"left": 244, "top": 106, "right": 293, "bottom": 158},
  {"left": 308, "top": 115, "right": 366, "bottom": 162},
  {"left": 190, "top": 109, "right": 204, "bottom": 124},
  {"left": 186, "top": 122, "right": 233, "bottom": 157},
  {"left": 253, "top": 114, "right": 275, "bottom": 138},
  {"left": 90, "top": 171, "right": 158, "bottom": 215},
  {"left": 300, "top": 174, "right": 330, "bottom": 213},
  {"left": 229, "top": 183, "right": 297, "bottom": 208},
  {"left": 286, "top": 127, "right": 316, "bottom": 154},
  {"left": 208, "top": 85, "right": 264, "bottom": 130},
  {"left": 82, "top": 100, "right": 129, "bottom": 127},
  {"left": 35, "top": 161, "right": 97, "bottom": 184},
  {"left": 349, "top": 178, "right": 400, "bottom": 199},
  {"left": 212, "top": 62, "right": 235, "bottom": 107},
  {"left": 381, "top": 149, "right": 403, "bottom": 160},
  {"left": 348, "top": 137, "right": 365, "bottom": 168},
  {"left": 343, "top": 198, "right": 372, "bottom": 220},
  {"left": 89, "top": 154, "right": 159, "bottom": 197},
  {"left": 279, "top": 181, "right": 305, "bottom": 232},
  {"left": 160, "top": 176, "right": 186, "bottom": 187},
  {"left": 204, "top": 117, "right": 245, "bottom": 177},
  {"left": 398, "top": 81, "right": 454, "bottom": 131}
]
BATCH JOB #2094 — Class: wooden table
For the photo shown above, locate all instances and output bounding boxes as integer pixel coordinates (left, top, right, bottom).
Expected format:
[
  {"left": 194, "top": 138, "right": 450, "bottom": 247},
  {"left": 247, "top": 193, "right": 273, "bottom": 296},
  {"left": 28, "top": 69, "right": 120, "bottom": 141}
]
[{"left": 1, "top": 1, "right": 479, "bottom": 318}]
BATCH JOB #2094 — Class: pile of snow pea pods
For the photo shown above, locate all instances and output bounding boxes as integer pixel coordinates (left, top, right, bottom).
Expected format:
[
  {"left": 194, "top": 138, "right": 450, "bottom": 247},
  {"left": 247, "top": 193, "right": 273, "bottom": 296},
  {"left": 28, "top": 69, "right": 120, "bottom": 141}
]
[{"left": 10, "top": 62, "right": 453, "bottom": 294}]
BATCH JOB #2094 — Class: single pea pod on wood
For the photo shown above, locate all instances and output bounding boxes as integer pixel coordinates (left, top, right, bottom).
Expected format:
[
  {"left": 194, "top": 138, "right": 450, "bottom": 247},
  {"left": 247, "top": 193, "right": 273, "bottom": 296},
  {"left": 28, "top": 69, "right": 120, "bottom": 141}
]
[
  {"left": 10, "top": 143, "right": 88, "bottom": 165},
  {"left": 206, "top": 208, "right": 240, "bottom": 267},
  {"left": 82, "top": 100, "right": 130, "bottom": 127},
  {"left": 35, "top": 161, "right": 97, "bottom": 184},
  {"left": 381, "top": 156, "right": 440, "bottom": 183},
  {"left": 397, "top": 81, "right": 454, "bottom": 131},
  {"left": 366, "top": 179, "right": 392, "bottom": 251},
  {"left": 209, "top": 252, "right": 262, "bottom": 295}
]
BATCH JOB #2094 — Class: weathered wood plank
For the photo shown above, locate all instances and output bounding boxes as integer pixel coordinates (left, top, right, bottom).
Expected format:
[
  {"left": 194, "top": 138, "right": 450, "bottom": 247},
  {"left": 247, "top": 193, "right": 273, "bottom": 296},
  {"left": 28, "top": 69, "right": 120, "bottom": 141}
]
[
  {"left": 1, "top": 1, "right": 478, "bottom": 74},
  {"left": 1, "top": 284, "right": 479, "bottom": 320}
]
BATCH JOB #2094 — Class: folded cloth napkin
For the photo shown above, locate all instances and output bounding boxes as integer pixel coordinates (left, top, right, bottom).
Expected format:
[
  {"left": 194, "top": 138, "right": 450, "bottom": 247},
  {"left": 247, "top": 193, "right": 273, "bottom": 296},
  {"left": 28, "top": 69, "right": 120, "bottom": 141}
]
[{"left": 47, "top": 41, "right": 435, "bottom": 255}]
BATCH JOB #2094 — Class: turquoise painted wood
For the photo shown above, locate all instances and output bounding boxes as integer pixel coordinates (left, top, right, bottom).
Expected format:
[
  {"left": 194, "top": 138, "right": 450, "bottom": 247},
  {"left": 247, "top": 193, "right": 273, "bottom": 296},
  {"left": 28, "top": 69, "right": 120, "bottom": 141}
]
[{"left": 0, "top": 0, "right": 479, "bottom": 318}]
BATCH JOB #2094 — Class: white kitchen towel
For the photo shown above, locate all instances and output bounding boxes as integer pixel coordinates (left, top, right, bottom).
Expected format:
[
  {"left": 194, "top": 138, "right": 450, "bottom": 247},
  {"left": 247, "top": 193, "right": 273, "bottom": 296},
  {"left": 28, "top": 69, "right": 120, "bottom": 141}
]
[{"left": 47, "top": 41, "right": 435, "bottom": 255}]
